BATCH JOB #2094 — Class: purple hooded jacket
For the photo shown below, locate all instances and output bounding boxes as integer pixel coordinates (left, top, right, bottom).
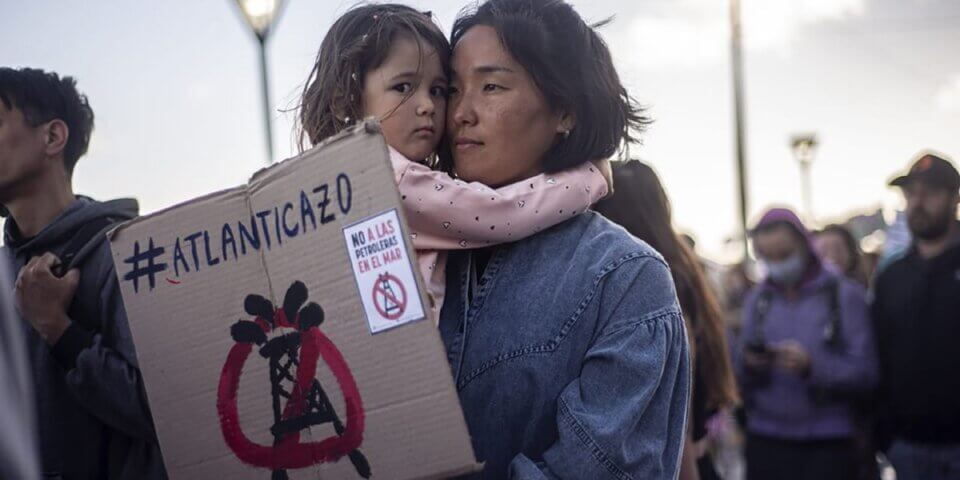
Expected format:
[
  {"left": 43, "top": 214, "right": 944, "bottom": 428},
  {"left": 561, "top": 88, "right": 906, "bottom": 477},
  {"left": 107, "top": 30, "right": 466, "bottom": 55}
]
[{"left": 734, "top": 208, "right": 879, "bottom": 440}]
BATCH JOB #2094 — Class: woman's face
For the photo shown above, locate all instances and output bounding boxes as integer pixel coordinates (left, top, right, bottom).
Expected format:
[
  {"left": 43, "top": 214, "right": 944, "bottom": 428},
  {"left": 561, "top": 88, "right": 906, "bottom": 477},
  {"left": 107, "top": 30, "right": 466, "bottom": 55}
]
[
  {"left": 814, "top": 231, "right": 853, "bottom": 273},
  {"left": 447, "top": 25, "right": 570, "bottom": 187}
]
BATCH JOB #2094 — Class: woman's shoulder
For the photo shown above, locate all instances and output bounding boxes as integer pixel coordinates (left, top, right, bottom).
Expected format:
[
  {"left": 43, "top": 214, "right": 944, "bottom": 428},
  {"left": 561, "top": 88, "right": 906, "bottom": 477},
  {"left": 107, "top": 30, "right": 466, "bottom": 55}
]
[
  {"left": 559, "top": 210, "right": 669, "bottom": 268},
  {"left": 830, "top": 270, "right": 868, "bottom": 306},
  {"left": 506, "top": 211, "right": 681, "bottom": 334},
  {"left": 538, "top": 212, "right": 676, "bottom": 302},
  {"left": 576, "top": 212, "right": 682, "bottom": 329}
]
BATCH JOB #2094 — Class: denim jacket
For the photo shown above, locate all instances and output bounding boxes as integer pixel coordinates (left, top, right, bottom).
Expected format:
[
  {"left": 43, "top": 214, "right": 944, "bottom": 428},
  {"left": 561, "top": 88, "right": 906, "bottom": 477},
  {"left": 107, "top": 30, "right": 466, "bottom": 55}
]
[{"left": 439, "top": 211, "right": 690, "bottom": 480}]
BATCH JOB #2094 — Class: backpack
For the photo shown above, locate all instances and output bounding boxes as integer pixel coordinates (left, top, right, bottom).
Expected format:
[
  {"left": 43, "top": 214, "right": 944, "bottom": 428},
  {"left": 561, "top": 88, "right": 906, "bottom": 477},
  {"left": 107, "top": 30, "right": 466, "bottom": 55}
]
[
  {"left": 51, "top": 216, "right": 124, "bottom": 278},
  {"left": 47, "top": 216, "right": 127, "bottom": 336}
]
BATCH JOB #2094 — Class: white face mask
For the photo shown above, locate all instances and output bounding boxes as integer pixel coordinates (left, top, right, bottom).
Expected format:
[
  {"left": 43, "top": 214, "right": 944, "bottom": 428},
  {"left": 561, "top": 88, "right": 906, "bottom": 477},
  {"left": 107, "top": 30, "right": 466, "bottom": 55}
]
[{"left": 763, "top": 250, "right": 808, "bottom": 286}]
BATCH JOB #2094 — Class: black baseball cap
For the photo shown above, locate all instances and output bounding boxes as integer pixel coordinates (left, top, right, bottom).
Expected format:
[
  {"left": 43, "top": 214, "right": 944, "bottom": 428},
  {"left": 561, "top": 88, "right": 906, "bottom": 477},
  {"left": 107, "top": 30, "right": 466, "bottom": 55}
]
[{"left": 889, "top": 152, "right": 960, "bottom": 192}]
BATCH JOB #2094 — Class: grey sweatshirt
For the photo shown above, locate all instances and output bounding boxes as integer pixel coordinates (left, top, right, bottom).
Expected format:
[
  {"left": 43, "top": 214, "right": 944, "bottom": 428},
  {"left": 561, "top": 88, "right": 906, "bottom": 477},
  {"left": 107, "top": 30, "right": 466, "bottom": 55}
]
[{"left": 3, "top": 197, "right": 166, "bottom": 479}]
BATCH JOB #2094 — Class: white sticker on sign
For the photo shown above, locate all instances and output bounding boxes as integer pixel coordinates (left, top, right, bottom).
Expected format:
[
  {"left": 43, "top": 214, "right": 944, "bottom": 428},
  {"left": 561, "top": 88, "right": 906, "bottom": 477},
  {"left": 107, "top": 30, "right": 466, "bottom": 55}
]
[{"left": 342, "top": 209, "right": 426, "bottom": 333}]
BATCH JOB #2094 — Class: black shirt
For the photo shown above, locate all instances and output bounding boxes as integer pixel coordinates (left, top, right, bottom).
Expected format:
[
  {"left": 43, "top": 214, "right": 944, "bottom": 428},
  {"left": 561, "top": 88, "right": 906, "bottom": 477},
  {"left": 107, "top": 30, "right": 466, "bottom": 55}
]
[{"left": 872, "top": 236, "right": 960, "bottom": 444}]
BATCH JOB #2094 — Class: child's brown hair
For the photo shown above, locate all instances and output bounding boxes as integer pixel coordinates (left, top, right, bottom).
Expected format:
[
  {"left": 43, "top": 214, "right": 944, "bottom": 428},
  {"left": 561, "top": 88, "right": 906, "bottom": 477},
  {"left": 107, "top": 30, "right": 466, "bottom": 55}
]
[{"left": 298, "top": 4, "right": 450, "bottom": 150}]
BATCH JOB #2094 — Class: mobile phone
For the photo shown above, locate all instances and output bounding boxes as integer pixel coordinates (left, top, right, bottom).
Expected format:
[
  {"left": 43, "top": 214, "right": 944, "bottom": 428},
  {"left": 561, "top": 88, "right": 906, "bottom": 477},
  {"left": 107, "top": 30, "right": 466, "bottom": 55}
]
[{"left": 746, "top": 341, "right": 769, "bottom": 355}]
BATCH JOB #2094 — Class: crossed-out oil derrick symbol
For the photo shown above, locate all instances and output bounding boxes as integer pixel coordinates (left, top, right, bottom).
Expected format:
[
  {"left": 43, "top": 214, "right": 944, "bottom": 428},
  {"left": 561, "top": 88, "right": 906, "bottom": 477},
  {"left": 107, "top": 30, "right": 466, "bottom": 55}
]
[{"left": 217, "top": 281, "right": 371, "bottom": 479}]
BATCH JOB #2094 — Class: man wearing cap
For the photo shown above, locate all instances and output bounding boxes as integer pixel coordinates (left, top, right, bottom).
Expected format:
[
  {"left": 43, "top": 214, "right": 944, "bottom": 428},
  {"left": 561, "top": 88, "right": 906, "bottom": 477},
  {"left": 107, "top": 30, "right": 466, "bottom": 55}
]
[{"left": 872, "top": 152, "right": 960, "bottom": 480}]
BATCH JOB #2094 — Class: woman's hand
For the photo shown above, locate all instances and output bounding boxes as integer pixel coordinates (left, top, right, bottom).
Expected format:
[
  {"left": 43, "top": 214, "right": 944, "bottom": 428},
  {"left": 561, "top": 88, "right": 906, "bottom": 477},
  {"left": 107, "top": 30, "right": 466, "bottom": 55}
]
[{"left": 771, "top": 340, "right": 812, "bottom": 377}]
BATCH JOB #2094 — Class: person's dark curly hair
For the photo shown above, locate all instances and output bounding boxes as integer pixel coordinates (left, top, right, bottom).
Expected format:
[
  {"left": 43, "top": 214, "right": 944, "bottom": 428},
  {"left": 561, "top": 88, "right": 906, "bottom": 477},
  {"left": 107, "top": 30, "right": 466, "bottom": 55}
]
[{"left": 0, "top": 67, "right": 95, "bottom": 175}]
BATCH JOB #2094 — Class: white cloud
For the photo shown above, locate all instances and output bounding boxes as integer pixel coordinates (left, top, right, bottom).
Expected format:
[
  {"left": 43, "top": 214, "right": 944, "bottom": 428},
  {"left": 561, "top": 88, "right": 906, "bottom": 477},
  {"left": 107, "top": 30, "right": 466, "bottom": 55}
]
[
  {"left": 623, "top": 0, "right": 866, "bottom": 70},
  {"left": 625, "top": 16, "right": 727, "bottom": 70},
  {"left": 936, "top": 74, "right": 960, "bottom": 112}
]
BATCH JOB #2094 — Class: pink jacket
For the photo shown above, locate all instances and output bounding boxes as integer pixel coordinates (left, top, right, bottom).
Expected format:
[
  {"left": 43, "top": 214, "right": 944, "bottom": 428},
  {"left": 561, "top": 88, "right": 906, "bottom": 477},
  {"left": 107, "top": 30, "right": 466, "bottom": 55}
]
[{"left": 389, "top": 148, "right": 609, "bottom": 318}]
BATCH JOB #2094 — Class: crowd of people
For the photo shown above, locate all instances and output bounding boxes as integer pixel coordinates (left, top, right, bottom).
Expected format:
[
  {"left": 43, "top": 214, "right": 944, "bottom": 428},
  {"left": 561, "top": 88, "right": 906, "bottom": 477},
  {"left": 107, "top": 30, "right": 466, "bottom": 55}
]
[
  {"left": 1, "top": 0, "right": 958, "bottom": 479},
  {"left": 720, "top": 153, "right": 959, "bottom": 480}
]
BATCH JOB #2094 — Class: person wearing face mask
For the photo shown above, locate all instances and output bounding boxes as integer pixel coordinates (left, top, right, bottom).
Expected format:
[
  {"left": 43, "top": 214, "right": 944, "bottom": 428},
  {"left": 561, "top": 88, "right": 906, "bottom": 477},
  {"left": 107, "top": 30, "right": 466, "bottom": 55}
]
[
  {"left": 734, "top": 207, "right": 879, "bottom": 480},
  {"left": 872, "top": 152, "right": 960, "bottom": 480}
]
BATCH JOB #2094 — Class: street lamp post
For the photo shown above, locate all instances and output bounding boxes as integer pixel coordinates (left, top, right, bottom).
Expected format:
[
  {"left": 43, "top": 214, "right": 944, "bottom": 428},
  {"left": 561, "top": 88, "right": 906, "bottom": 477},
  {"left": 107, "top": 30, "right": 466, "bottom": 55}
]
[
  {"left": 790, "top": 133, "right": 819, "bottom": 223},
  {"left": 234, "top": 0, "right": 286, "bottom": 164},
  {"left": 729, "top": 0, "right": 750, "bottom": 261}
]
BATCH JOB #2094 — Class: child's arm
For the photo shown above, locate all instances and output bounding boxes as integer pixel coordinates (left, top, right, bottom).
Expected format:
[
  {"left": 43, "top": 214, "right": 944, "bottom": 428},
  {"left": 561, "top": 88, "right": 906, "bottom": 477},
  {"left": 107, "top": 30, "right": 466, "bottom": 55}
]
[{"left": 392, "top": 149, "right": 609, "bottom": 250}]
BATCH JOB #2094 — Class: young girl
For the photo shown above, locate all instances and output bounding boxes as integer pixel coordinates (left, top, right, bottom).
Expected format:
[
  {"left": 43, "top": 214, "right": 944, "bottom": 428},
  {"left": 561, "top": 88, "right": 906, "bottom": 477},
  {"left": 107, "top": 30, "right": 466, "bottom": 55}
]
[{"left": 297, "top": 4, "right": 609, "bottom": 315}]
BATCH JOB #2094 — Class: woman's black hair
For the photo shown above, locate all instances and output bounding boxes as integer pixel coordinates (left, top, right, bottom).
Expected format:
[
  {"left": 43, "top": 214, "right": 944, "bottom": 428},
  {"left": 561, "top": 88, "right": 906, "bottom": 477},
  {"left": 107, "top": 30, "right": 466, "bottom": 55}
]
[
  {"left": 298, "top": 4, "right": 450, "bottom": 150},
  {"left": 448, "top": 0, "right": 650, "bottom": 172},
  {"left": 594, "top": 160, "right": 739, "bottom": 410}
]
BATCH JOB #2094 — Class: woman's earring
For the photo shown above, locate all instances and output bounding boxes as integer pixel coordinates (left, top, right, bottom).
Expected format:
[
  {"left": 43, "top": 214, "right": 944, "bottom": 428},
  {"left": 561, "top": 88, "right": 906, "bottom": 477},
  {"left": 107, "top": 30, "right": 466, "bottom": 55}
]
[{"left": 562, "top": 129, "right": 571, "bottom": 140}]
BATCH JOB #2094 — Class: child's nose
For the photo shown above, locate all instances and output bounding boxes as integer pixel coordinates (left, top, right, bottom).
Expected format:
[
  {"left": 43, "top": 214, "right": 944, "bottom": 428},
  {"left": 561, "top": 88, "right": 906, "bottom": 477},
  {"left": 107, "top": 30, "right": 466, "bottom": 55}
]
[{"left": 416, "top": 94, "right": 435, "bottom": 116}]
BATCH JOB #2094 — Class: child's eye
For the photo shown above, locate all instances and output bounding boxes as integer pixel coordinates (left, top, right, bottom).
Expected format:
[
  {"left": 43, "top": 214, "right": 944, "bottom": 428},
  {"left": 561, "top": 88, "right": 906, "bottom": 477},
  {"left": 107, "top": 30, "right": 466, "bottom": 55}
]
[
  {"left": 392, "top": 83, "right": 413, "bottom": 94},
  {"left": 430, "top": 85, "right": 447, "bottom": 97}
]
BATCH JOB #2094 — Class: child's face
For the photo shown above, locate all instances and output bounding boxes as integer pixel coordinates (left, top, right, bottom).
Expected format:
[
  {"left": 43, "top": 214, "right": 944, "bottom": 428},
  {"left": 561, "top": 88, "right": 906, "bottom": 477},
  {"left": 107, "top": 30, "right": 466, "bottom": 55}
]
[{"left": 362, "top": 35, "right": 447, "bottom": 162}]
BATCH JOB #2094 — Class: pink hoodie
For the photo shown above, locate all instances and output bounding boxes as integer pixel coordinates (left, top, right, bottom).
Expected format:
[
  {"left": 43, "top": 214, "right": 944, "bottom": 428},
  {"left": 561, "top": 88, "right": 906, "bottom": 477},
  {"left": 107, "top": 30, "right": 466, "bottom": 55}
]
[{"left": 389, "top": 148, "right": 609, "bottom": 318}]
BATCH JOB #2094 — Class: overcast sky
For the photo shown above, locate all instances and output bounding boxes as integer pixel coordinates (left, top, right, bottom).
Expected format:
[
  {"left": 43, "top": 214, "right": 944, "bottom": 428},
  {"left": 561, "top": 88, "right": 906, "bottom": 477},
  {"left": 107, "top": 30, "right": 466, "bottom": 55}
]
[{"left": 4, "top": 0, "right": 959, "bottom": 261}]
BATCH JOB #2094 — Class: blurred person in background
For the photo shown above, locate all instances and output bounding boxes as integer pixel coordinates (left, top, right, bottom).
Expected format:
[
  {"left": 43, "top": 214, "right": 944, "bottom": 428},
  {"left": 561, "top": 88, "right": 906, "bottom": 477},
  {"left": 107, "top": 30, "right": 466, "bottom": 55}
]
[
  {"left": 815, "top": 223, "right": 879, "bottom": 479},
  {"left": 872, "top": 152, "right": 960, "bottom": 480},
  {"left": 0, "top": 257, "right": 39, "bottom": 479},
  {"left": 682, "top": 232, "right": 728, "bottom": 298},
  {"left": 735, "top": 207, "right": 878, "bottom": 480},
  {"left": 720, "top": 261, "right": 757, "bottom": 480},
  {"left": 814, "top": 224, "right": 868, "bottom": 287},
  {"left": 861, "top": 251, "right": 880, "bottom": 285},
  {"left": 596, "top": 160, "right": 739, "bottom": 480},
  {"left": 722, "top": 262, "right": 755, "bottom": 339},
  {"left": 0, "top": 67, "right": 164, "bottom": 479}
]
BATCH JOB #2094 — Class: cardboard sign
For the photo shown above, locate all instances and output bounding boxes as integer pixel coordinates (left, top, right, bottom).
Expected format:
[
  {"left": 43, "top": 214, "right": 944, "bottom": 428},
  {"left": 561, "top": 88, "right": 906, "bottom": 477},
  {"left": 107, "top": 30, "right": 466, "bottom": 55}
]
[{"left": 109, "top": 122, "right": 479, "bottom": 480}]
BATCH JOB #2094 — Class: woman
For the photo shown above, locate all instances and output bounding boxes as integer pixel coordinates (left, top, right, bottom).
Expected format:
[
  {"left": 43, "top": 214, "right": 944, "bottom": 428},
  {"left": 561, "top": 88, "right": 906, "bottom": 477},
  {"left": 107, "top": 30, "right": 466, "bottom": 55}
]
[
  {"left": 813, "top": 224, "right": 868, "bottom": 287},
  {"left": 437, "top": 0, "right": 691, "bottom": 478},
  {"left": 813, "top": 225, "right": 879, "bottom": 479},
  {"left": 595, "top": 161, "right": 740, "bottom": 480},
  {"left": 736, "top": 208, "right": 878, "bottom": 480}
]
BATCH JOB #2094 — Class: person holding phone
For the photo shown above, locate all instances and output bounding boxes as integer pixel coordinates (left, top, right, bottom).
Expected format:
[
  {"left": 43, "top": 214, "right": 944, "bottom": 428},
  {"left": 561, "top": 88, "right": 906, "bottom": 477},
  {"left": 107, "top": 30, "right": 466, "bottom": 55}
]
[{"left": 734, "top": 208, "right": 878, "bottom": 480}]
